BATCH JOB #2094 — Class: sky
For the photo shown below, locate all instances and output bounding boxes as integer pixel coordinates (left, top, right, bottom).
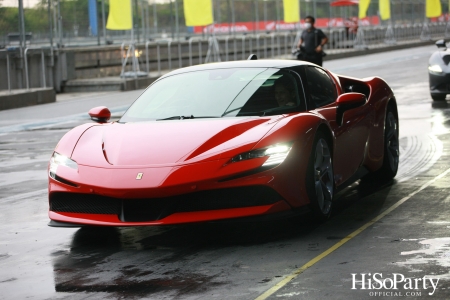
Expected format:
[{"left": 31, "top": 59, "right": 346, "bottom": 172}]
[{"left": 2, "top": 0, "right": 40, "bottom": 8}]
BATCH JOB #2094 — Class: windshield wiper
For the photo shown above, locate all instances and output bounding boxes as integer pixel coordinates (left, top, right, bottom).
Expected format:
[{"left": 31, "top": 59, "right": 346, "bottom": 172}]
[
  {"left": 157, "top": 115, "right": 191, "bottom": 121},
  {"left": 222, "top": 106, "right": 244, "bottom": 117},
  {"left": 156, "top": 115, "right": 221, "bottom": 121}
]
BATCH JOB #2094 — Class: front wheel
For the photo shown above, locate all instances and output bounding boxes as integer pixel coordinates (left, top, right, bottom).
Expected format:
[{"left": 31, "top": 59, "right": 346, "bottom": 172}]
[{"left": 306, "top": 132, "right": 334, "bottom": 220}]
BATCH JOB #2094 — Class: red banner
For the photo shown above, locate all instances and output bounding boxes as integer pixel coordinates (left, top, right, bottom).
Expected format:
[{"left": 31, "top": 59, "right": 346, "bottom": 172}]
[{"left": 193, "top": 16, "right": 380, "bottom": 33}]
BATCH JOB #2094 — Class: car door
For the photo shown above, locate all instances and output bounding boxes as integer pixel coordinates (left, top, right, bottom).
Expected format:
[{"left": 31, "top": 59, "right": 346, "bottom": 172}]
[{"left": 300, "top": 66, "right": 371, "bottom": 186}]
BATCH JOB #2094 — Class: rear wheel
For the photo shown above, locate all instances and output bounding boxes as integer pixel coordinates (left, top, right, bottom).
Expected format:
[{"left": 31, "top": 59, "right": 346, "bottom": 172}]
[
  {"left": 306, "top": 132, "right": 334, "bottom": 220},
  {"left": 431, "top": 93, "right": 446, "bottom": 101},
  {"left": 368, "top": 107, "right": 399, "bottom": 181}
]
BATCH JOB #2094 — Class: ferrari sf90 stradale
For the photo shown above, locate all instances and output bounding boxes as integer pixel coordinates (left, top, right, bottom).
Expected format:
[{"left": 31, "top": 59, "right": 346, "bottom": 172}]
[{"left": 48, "top": 58, "right": 399, "bottom": 227}]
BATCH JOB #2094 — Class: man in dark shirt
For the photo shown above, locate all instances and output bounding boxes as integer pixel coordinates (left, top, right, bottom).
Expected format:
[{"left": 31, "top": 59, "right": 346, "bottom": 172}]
[{"left": 296, "top": 16, "right": 328, "bottom": 66}]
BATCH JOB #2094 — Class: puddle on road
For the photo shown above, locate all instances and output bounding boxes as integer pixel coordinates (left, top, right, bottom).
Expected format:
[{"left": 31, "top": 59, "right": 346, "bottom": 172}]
[
  {"left": 51, "top": 226, "right": 238, "bottom": 299},
  {"left": 54, "top": 269, "right": 226, "bottom": 299},
  {"left": 396, "top": 237, "right": 450, "bottom": 280}
]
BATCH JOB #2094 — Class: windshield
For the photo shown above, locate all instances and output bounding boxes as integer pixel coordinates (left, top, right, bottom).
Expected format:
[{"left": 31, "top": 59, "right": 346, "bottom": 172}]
[{"left": 119, "top": 68, "right": 305, "bottom": 122}]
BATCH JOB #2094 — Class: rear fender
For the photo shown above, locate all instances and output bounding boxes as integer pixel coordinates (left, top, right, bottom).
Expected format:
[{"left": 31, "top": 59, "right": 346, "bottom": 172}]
[{"left": 362, "top": 76, "right": 395, "bottom": 171}]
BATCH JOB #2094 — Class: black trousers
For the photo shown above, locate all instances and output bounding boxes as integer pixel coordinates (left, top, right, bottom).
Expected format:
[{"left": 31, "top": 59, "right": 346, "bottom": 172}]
[{"left": 299, "top": 54, "right": 323, "bottom": 67}]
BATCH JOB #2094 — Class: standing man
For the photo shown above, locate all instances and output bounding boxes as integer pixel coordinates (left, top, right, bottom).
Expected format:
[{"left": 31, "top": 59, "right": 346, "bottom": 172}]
[{"left": 296, "top": 16, "right": 328, "bottom": 66}]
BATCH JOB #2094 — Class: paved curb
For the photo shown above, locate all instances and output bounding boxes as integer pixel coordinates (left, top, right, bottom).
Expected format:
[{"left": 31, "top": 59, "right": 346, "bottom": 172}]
[{"left": 0, "top": 88, "right": 56, "bottom": 111}]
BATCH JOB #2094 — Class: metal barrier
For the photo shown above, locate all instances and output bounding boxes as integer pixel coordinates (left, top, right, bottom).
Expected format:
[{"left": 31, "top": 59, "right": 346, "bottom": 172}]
[
  {"left": 167, "top": 40, "right": 172, "bottom": 71},
  {"left": 271, "top": 34, "right": 275, "bottom": 58},
  {"left": 24, "top": 47, "right": 47, "bottom": 90},
  {"left": 6, "top": 22, "right": 449, "bottom": 93},
  {"left": 241, "top": 35, "right": 246, "bottom": 60},
  {"left": 284, "top": 32, "right": 289, "bottom": 56},
  {"left": 140, "top": 25, "right": 449, "bottom": 74},
  {"left": 4, "top": 51, "right": 11, "bottom": 93},
  {"left": 224, "top": 36, "right": 230, "bottom": 61},
  {"left": 120, "top": 42, "right": 126, "bottom": 70},
  {"left": 255, "top": 34, "right": 261, "bottom": 58},
  {"left": 156, "top": 42, "right": 161, "bottom": 75},
  {"left": 177, "top": 41, "right": 182, "bottom": 68},
  {"left": 188, "top": 37, "right": 203, "bottom": 65},
  {"left": 145, "top": 41, "right": 151, "bottom": 73}
]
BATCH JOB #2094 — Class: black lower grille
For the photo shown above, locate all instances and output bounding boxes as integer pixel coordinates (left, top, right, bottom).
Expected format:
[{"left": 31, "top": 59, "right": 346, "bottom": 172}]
[
  {"left": 175, "top": 186, "right": 280, "bottom": 212},
  {"left": 50, "top": 186, "right": 282, "bottom": 222},
  {"left": 50, "top": 193, "right": 120, "bottom": 214}
]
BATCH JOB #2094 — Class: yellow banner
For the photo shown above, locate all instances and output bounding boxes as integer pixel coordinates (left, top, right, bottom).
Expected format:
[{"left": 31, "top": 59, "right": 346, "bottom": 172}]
[
  {"left": 426, "top": 0, "right": 442, "bottom": 18},
  {"left": 106, "top": 0, "right": 132, "bottom": 30},
  {"left": 359, "top": 0, "right": 371, "bottom": 19},
  {"left": 184, "top": 0, "right": 213, "bottom": 26},
  {"left": 283, "top": 0, "right": 299, "bottom": 23},
  {"left": 379, "top": 0, "right": 390, "bottom": 20}
]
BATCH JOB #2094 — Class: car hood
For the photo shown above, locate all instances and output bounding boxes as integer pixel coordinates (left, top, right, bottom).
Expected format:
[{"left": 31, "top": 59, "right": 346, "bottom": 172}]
[{"left": 71, "top": 117, "right": 284, "bottom": 167}]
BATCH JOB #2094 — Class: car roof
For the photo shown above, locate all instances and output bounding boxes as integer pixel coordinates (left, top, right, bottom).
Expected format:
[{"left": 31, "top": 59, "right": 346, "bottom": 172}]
[{"left": 160, "top": 59, "right": 316, "bottom": 78}]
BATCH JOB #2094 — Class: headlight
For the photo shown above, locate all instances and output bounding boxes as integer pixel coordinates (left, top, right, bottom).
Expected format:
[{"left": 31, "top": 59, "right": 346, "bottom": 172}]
[
  {"left": 49, "top": 152, "right": 78, "bottom": 179},
  {"left": 230, "top": 142, "right": 293, "bottom": 167},
  {"left": 428, "top": 64, "right": 443, "bottom": 74}
]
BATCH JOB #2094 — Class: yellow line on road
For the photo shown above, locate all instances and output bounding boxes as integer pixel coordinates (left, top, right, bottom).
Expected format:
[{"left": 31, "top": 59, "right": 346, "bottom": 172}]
[{"left": 255, "top": 167, "right": 450, "bottom": 300}]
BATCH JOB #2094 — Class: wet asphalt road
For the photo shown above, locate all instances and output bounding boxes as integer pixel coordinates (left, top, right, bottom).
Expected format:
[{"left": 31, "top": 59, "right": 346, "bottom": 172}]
[{"left": 1, "top": 45, "right": 450, "bottom": 300}]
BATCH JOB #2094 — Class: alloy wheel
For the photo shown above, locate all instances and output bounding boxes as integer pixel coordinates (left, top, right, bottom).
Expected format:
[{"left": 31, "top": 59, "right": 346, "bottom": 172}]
[
  {"left": 313, "top": 138, "right": 334, "bottom": 215},
  {"left": 385, "top": 112, "right": 399, "bottom": 174}
]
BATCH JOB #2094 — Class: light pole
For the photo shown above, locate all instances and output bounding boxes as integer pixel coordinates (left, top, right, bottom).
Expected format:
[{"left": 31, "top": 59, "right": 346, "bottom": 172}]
[
  {"left": 263, "top": 0, "right": 267, "bottom": 31},
  {"left": 141, "top": 0, "right": 146, "bottom": 41},
  {"left": 231, "top": 0, "right": 235, "bottom": 37},
  {"left": 101, "top": 0, "right": 106, "bottom": 44},
  {"left": 153, "top": 0, "right": 158, "bottom": 35},
  {"left": 57, "top": 0, "right": 63, "bottom": 47},
  {"left": 48, "top": 0, "right": 53, "bottom": 48},
  {"left": 174, "top": 0, "right": 179, "bottom": 40},
  {"left": 216, "top": 0, "right": 221, "bottom": 24},
  {"left": 276, "top": 0, "right": 280, "bottom": 32},
  {"left": 313, "top": 0, "right": 316, "bottom": 21},
  {"left": 18, "top": 0, "right": 26, "bottom": 51}
]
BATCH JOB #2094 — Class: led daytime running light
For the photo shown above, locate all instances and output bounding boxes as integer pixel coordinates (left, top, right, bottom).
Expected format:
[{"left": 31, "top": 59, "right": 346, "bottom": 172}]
[
  {"left": 49, "top": 152, "right": 78, "bottom": 179},
  {"left": 230, "top": 143, "right": 293, "bottom": 167},
  {"left": 428, "top": 64, "right": 443, "bottom": 74}
]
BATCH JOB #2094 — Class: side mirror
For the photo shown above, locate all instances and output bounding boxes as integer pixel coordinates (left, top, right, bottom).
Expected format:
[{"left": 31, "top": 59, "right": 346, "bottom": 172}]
[
  {"left": 436, "top": 39, "right": 446, "bottom": 49},
  {"left": 88, "top": 106, "right": 111, "bottom": 123},
  {"left": 336, "top": 92, "right": 366, "bottom": 126}
]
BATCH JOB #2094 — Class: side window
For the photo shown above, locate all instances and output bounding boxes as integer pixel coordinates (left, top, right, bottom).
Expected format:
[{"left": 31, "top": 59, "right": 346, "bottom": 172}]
[
  {"left": 237, "top": 70, "right": 305, "bottom": 115},
  {"left": 305, "top": 67, "right": 336, "bottom": 108}
]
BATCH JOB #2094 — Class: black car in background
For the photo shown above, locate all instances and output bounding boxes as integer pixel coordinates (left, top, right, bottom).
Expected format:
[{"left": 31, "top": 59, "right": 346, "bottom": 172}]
[{"left": 429, "top": 40, "right": 450, "bottom": 101}]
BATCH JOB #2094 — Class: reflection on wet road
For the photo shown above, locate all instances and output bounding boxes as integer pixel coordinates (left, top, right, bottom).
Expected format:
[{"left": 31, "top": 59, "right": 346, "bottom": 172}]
[{"left": 1, "top": 45, "right": 450, "bottom": 299}]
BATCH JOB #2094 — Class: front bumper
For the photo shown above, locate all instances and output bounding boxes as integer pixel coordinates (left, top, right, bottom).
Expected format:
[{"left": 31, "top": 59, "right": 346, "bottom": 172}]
[
  {"left": 429, "top": 72, "right": 450, "bottom": 94},
  {"left": 48, "top": 156, "right": 305, "bottom": 226},
  {"left": 49, "top": 186, "right": 290, "bottom": 226}
]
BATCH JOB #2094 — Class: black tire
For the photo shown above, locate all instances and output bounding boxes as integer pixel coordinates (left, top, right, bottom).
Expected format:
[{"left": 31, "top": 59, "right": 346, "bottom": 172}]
[
  {"left": 431, "top": 94, "right": 446, "bottom": 101},
  {"left": 306, "top": 131, "right": 334, "bottom": 220},
  {"left": 368, "top": 106, "right": 400, "bottom": 181}
]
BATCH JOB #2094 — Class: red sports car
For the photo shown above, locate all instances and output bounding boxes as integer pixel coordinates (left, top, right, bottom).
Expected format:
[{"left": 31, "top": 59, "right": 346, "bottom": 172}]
[{"left": 48, "top": 59, "right": 399, "bottom": 227}]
